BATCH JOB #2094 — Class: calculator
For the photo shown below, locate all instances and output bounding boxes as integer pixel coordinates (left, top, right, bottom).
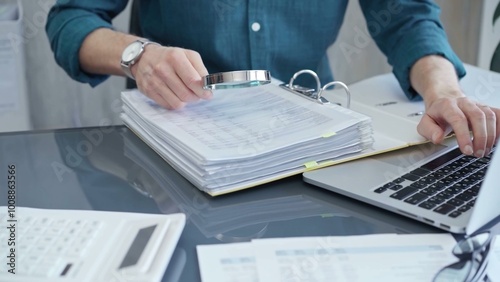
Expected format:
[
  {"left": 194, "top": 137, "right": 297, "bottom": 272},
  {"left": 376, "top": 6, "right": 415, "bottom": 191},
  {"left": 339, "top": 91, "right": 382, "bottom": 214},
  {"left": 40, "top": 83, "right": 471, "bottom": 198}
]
[{"left": 0, "top": 206, "right": 185, "bottom": 282}]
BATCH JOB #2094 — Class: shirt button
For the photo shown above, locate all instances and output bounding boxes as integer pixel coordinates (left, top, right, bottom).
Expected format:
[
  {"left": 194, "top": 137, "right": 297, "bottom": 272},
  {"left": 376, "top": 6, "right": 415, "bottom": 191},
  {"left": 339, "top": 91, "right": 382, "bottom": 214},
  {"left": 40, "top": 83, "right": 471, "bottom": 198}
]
[{"left": 251, "top": 22, "right": 261, "bottom": 32}]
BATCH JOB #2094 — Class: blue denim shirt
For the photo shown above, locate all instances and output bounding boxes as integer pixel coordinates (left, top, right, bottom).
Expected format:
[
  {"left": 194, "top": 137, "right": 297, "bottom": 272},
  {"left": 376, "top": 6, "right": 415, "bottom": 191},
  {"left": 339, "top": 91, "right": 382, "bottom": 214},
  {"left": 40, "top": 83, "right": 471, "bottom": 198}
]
[{"left": 46, "top": 0, "right": 465, "bottom": 100}]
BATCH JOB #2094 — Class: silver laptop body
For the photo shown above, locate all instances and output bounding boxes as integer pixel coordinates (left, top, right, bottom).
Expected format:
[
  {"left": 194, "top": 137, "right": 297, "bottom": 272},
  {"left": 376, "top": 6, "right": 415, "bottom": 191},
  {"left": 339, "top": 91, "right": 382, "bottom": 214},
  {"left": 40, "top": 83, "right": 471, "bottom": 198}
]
[{"left": 303, "top": 138, "right": 500, "bottom": 234}]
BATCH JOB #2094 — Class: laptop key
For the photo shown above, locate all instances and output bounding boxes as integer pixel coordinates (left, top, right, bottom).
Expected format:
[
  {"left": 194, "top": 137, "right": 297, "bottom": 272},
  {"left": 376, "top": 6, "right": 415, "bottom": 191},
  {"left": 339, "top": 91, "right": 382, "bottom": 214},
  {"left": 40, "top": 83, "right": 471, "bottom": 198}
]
[
  {"left": 421, "top": 148, "right": 463, "bottom": 170},
  {"left": 427, "top": 196, "right": 447, "bottom": 205},
  {"left": 410, "top": 182, "right": 427, "bottom": 189},
  {"left": 410, "top": 168, "right": 431, "bottom": 177},
  {"left": 445, "top": 187, "right": 463, "bottom": 195},
  {"left": 458, "top": 205, "right": 473, "bottom": 213},
  {"left": 455, "top": 192, "right": 474, "bottom": 202},
  {"left": 390, "top": 187, "right": 418, "bottom": 200},
  {"left": 461, "top": 156, "right": 476, "bottom": 162},
  {"left": 476, "top": 158, "right": 490, "bottom": 164},
  {"left": 418, "top": 201, "right": 438, "bottom": 210},
  {"left": 420, "top": 188, "right": 439, "bottom": 196},
  {"left": 393, "top": 178, "right": 405, "bottom": 184},
  {"left": 416, "top": 177, "right": 436, "bottom": 185},
  {"left": 434, "top": 203, "right": 456, "bottom": 215},
  {"left": 389, "top": 184, "right": 404, "bottom": 191},
  {"left": 447, "top": 198, "right": 465, "bottom": 207},
  {"left": 374, "top": 187, "right": 387, "bottom": 193},
  {"left": 404, "top": 193, "right": 428, "bottom": 205},
  {"left": 448, "top": 211, "right": 462, "bottom": 218},
  {"left": 402, "top": 173, "right": 420, "bottom": 181},
  {"left": 436, "top": 191, "right": 454, "bottom": 200},
  {"left": 383, "top": 182, "right": 395, "bottom": 188}
]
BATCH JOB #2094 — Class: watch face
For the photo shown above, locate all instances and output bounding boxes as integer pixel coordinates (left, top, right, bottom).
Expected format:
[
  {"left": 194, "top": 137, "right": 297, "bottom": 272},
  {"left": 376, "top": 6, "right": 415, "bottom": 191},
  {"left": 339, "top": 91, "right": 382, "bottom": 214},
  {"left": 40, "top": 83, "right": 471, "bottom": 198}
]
[{"left": 122, "top": 41, "right": 143, "bottom": 63}]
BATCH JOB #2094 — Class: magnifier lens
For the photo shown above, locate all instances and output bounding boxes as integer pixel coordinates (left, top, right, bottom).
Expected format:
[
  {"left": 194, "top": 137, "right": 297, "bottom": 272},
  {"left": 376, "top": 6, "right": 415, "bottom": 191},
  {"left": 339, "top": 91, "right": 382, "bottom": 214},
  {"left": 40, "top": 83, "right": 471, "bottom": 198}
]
[
  {"left": 205, "top": 80, "right": 266, "bottom": 90},
  {"left": 203, "top": 70, "right": 271, "bottom": 90}
]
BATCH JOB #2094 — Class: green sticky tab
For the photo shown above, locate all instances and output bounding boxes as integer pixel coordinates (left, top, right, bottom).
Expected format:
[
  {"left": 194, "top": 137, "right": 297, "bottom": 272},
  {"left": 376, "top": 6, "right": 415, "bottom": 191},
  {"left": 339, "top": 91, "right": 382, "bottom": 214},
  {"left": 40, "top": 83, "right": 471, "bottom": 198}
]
[
  {"left": 322, "top": 132, "right": 336, "bottom": 138},
  {"left": 304, "top": 161, "right": 319, "bottom": 169}
]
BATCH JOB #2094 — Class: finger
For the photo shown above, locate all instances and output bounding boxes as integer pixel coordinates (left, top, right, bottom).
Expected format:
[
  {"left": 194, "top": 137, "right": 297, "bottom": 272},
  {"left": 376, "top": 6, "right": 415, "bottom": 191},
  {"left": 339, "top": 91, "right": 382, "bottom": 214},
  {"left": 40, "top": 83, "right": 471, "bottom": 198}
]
[
  {"left": 487, "top": 107, "right": 500, "bottom": 154},
  {"left": 153, "top": 51, "right": 204, "bottom": 102},
  {"left": 441, "top": 104, "right": 474, "bottom": 155},
  {"left": 185, "top": 50, "right": 209, "bottom": 77},
  {"left": 140, "top": 76, "right": 186, "bottom": 110},
  {"left": 176, "top": 50, "right": 212, "bottom": 99},
  {"left": 150, "top": 86, "right": 186, "bottom": 110},
  {"left": 160, "top": 69, "right": 201, "bottom": 103},
  {"left": 493, "top": 107, "right": 500, "bottom": 140},
  {"left": 417, "top": 114, "right": 446, "bottom": 144},
  {"left": 478, "top": 104, "right": 496, "bottom": 155},
  {"left": 458, "top": 99, "right": 487, "bottom": 157}
]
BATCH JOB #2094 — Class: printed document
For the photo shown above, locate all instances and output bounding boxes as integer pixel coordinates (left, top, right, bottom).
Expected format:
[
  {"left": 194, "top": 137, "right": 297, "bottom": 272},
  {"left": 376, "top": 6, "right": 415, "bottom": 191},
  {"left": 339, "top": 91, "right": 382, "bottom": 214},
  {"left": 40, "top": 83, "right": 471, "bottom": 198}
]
[{"left": 197, "top": 233, "right": 458, "bottom": 282}]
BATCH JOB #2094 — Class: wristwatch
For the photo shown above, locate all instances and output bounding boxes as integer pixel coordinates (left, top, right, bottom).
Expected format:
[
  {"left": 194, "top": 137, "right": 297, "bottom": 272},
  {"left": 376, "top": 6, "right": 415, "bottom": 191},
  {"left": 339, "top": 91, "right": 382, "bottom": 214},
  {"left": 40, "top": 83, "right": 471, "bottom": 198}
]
[{"left": 120, "top": 39, "right": 159, "bottom": 80}]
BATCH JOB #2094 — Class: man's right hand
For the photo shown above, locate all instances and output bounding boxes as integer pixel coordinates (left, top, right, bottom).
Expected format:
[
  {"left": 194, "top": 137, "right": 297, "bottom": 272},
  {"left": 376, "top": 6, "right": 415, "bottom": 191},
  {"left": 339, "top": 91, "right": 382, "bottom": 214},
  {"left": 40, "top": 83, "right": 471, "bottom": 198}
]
[
  {"left": 79, "top": 29, "right": 213, "bottom": 110},
  {"left": 130, "top": 45, "right": 213, "bottom": 110}
]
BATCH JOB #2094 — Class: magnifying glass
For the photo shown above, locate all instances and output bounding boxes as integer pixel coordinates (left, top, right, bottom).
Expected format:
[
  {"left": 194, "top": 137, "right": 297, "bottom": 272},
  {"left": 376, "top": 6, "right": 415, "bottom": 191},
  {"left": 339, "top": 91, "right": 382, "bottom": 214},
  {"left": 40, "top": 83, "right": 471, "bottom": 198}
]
[{"left": 203, "top": 70, "right": 271, "bottom": 90}]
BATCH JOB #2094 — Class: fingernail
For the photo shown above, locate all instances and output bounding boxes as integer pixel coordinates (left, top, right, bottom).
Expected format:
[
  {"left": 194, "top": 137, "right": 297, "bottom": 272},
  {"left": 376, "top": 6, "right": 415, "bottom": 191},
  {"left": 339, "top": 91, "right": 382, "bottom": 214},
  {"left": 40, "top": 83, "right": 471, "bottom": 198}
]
[
  {"left": 475, "top": 149, "right": 484, "bottom": 158},
  {"left": 431, "top": 132, "right": 439, "bottom": 143},
  {"left": 464, "top": 145, "right": 473, "bottom": 155}
]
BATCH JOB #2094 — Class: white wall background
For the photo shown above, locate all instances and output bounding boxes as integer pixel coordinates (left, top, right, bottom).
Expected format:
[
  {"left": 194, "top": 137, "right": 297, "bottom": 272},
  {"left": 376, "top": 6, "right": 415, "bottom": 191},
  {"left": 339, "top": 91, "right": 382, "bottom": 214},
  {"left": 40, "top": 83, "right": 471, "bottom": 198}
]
[
  {"left": 21, "top": 0, "right": 131, "bottom": 131},
  {"left": 4, "top": 0, "right": 484, "bottom": 131},
  {"left": 478, "top": 0, "right": 500, "bottom": 69}
]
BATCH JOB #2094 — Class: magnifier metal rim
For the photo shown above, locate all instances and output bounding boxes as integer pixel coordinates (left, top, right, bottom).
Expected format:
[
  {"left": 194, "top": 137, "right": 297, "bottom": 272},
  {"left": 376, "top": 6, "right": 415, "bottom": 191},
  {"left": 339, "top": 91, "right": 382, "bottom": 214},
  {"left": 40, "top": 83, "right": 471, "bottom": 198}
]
[{"left": 203, "top": 70, "right": 271, "bottom": 90}]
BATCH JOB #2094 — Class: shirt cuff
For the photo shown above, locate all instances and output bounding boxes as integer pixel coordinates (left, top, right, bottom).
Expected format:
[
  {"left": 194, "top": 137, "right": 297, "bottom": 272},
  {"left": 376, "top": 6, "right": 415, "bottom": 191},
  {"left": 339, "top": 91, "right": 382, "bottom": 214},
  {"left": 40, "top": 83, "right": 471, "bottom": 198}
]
[
  {"left": 47, "top": 10, "right": 113, "bottom": 87},
  {"left": 390, "top": 23, "right": 466, "bottom": 101}
]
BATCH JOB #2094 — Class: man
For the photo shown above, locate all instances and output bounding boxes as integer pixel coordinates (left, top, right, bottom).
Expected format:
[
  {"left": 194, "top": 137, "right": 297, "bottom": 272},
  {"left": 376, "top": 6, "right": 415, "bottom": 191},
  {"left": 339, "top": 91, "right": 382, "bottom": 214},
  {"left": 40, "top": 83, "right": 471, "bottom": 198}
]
[{"left": 46, "top": 0, "right": 500, "bottom": 158}]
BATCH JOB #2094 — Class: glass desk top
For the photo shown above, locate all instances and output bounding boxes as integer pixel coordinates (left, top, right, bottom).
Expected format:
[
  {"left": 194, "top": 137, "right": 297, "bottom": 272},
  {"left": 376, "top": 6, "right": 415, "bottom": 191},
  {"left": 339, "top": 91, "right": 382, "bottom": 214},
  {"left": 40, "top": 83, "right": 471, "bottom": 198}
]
[{"left": 1, "top": 126, "right": 497, "bottom": 281}]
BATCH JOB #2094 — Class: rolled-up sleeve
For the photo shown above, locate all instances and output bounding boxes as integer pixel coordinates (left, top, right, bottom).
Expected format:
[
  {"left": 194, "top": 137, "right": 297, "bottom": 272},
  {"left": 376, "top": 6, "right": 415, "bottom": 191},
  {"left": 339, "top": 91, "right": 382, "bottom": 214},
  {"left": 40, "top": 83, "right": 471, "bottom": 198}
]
[
  {"left": 46, "top": 1, "right": 129, "bottom": 87},
  {"left": 359, "top": 0, "right": 466, "bottom": 100}
]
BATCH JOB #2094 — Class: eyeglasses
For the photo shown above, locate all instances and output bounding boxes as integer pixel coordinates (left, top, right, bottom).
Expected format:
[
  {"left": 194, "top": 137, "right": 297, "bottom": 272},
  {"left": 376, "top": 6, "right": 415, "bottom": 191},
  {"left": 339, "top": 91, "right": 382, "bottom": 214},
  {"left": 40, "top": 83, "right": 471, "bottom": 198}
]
[{"left": 433, "top": 231, "right": 494, "bottom": 282}]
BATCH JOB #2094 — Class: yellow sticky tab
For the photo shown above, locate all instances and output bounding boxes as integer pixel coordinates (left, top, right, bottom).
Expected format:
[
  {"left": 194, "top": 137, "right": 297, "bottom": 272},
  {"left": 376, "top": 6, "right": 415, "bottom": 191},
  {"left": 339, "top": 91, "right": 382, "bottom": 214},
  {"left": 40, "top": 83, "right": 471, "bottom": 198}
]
[
  {"left": 321, "top": 132, "right": 336, "bottom": 138},
  {"left": 304, "top": 161, "right": 319, "bottom": 169}
]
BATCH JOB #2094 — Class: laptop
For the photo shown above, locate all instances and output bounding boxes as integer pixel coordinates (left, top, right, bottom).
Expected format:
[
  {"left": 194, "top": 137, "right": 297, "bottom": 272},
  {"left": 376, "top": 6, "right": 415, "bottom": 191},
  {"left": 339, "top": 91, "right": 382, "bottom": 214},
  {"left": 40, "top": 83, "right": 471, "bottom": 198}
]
[{"left": 303, "top": 138, "right": 500, "bottom": 234}]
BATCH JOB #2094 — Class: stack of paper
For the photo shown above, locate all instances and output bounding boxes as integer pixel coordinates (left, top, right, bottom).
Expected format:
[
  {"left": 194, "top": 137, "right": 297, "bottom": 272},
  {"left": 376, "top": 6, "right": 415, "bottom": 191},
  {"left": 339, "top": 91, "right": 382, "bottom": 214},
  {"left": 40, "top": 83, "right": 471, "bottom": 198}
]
[
  {"left": 123, "top": 129, "right": 339, "bottom": 238},
  {"left": 121, "top": 83, "right": 373, "bottom": 195}
]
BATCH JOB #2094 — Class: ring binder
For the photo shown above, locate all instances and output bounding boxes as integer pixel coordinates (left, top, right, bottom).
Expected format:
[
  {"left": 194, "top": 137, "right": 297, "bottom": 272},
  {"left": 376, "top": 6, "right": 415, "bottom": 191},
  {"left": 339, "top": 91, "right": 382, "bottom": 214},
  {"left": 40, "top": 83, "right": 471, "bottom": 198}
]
[
  {"left": 121, "top": 68, "right": 373, "bottom": 196},
  {"left": 280, "top": 69, "right": 351, "bottom": 108}
]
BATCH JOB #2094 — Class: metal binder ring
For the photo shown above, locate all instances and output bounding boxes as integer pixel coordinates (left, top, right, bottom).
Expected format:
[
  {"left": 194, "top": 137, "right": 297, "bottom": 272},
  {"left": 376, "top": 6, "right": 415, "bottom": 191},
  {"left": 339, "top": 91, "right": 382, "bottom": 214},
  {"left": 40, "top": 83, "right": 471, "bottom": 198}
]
[
  {"left": 203, "top": 70, "right": 271, "bottom": 90},
  {"left": 288, "top": 69, "right": 322, "bottom": 102},
  {"left": 320, "top": 81, "right": 351, "bottom": 109}
]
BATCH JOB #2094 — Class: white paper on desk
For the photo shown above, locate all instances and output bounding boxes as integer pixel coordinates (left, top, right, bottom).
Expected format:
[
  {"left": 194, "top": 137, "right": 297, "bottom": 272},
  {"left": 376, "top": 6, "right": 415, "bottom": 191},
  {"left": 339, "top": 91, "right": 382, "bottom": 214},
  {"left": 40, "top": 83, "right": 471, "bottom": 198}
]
[
  {"left": 196, "top": 242, "right": 258, "bottom": 282},
  {"left": 196, "top": 233, "right": 458, "bottom": 282},
  {"left": 253, "top": 233, "right": 457, "bottom": 282}
]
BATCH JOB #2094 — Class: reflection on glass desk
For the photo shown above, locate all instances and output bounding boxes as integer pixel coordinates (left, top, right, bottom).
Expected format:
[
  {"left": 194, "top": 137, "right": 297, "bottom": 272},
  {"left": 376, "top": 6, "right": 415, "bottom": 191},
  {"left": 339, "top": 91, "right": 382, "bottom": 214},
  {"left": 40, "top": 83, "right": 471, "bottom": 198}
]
[{"left": 0, "top": 125, "right": 472, "bottom": 282}]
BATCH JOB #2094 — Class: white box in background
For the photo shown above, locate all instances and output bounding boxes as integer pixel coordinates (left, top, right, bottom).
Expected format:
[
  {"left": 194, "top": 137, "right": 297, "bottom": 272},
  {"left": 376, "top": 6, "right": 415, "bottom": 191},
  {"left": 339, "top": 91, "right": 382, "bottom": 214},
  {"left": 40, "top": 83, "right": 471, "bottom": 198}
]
[{"left": 0, "top": 0, "right": 31, "bottom": 132}]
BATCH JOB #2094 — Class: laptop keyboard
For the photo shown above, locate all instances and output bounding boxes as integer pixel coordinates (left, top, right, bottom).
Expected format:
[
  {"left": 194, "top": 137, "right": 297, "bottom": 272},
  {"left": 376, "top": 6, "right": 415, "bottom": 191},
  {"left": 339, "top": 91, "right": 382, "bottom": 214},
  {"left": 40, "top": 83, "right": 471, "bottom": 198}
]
[{"left": 373, "top": 147, "right": 494, "bottom": 218}]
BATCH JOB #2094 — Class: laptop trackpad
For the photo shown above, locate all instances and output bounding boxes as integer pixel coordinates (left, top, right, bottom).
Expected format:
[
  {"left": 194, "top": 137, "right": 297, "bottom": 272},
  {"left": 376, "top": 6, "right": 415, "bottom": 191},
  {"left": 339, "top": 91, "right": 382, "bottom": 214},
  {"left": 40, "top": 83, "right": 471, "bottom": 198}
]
[
  {"left": 313, "top": 158, "right": 402, "bottom": 190},
  {"left": 374, "top": 143, "right": 448, "bottom": 168}
]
